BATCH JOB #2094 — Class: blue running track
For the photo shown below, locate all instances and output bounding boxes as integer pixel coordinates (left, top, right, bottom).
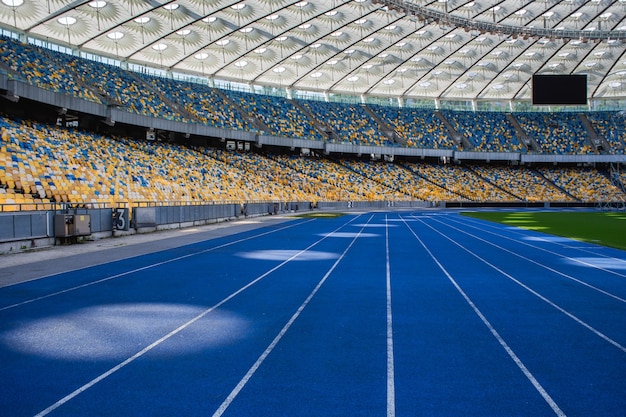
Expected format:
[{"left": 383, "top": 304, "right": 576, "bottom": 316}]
[{"left": 0, "top": 210, "right": 624, "bottom": 416}]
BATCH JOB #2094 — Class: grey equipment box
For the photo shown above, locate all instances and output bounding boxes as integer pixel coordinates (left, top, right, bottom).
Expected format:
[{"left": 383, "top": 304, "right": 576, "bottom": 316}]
[{"left": 54, "top": 214, "right": 91, "bottom": 237}]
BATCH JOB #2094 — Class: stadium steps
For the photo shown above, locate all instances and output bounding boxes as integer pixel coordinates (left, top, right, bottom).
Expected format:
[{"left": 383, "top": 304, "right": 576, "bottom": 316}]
[
  {"left": 533, "top": 169, "right": 581, "bottom": 202},
  {"left": 338, "top": 161, "right": 412, "bottom": 199},
  {"left": 434, "top": 110, "right": 472, "bottom": 151},
  {"left": 361, "top": 104, "right": 406, "bottom": 146},
  {"left": 126, "top": 72, "right": 198, "bottom": 122},
  {"left": 464, "top": 165, "right": 523, "bottom": 201},
  {"left": 578, "top": 113, "right": 611, "bottom": 154},
  {"left": 213, "top": 89, "right": 269, "bottom": 133},
  {"left": 607, "top": 164, "right": 626, "bottom": 196},
  {"left": 505, "top": 113, "right": 540, "bottom": 152},
  {"left": 56, "top": 63, "right": 106, "bottom": 106},
  {"left": 397, "top": 163, "right": 470, "bottom": 201},
  {"left": 289, "top": 99, "right": 337, "bottom": 141},
  {"left": 0, "top": 60, "right": 24, "bottom": 82}
]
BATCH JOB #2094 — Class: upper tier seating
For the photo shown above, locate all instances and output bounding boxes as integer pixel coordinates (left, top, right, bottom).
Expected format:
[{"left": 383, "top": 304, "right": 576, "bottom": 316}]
[
  {"left": 514, "top": 112, "right": 594, "bottom": 154},
  {"left": 223, "top": 90, "right": 325, "bottom": 140},
  {"left": 2, "top": 37, "right": 622, "bottom": 155},
  {"left": 441, "top": 111, "right": 524, "bottom": 153},
  {"left": 300, "top": 100, "right": 392, "bottom": 146},
  {"left": 368, "top": 105, "right": 454, "bottom": 149},
  {"left": 62, "top": 56, "right": 184, "bottom": 121},
  {"left": 585, "top": 111, "right": 626, "bottom": 154},
  {"left": 136, "top": 75, "right": 253, "bottom": 131},
  {"left": 0, "top": 37, "right": 102, "bottom": 104}
]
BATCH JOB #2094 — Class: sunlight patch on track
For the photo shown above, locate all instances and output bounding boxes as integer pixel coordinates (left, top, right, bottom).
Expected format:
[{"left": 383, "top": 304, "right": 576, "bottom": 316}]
[
  {"left": 319, "top": 232, "right": 380, "bottom": 238},
  {"left": 1, "top": 304, "right": 248, "bottom": 360},
  {"left": 522, "top": 236, "right": 578, "bottom": 243},
  {"left": 237, "top": 249, "right": 339, "bottom": 261},
  {"left": 353, "top": 223, "right": 397, "bottom": 228},
  {"left": 563, "top": 257, "right": 626, "bottom": 271}
]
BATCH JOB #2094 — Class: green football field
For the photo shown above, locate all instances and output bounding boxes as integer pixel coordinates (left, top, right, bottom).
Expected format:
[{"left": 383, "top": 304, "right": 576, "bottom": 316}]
[{"left": 461, "top": 211, "right": 626, "bottom": 250}]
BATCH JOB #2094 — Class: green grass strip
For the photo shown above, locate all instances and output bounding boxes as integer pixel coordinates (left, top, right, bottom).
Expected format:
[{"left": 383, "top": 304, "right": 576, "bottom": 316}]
[{"left": 461, "top": 211, "right": 626, "bottom": 251}]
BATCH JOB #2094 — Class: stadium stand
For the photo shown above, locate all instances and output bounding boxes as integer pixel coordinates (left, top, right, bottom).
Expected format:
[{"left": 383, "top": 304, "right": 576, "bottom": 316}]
[
  {"left": 1, "top": 109, "right": 625, "bottom": 211},
  {"left": 300, "top": 100, "right": 392, "bottom": 146},
  {"left": 0, "top": 37, "right": 102, "bottom": 104},
  {"left": 2, "top": 38, "right": 625, "bottom": 155},
  {"left": 400, "top": 162, "right": 510, "bottom": 202},
  {"left": 537, "top": 167, "right": 625, "bottom": 203},
  {"left": 1, "top": 37, "right": 626, "bottom": 213},
  {"left": 269, "top": 154, "right": 402, "bottom": 201},
  {"left": 368, "top": 105, "right": 455, "bottom": 149},
  {"left": 469, "top": 165, "right": 574, "bottom": 202},
  {"left": 513, "top": 112, "right": 594, "bottom": 154},
  {"left": 136, "top": 75, "right": 253, "bottom": 131},
  {"left": 222, "top": 90, "right": 325, "bottom": 140},
  {"left": 0, "top": 115, "right": 410, "bottom": 210},
  {"left": 340, "top": 159, "right": 447, "bottom": 200},
  {"left": 586, "top": 111, "right": 626, "bottom": 154},
  {"left": 441, "top": 111, "right": 525, "bottom": 153}
]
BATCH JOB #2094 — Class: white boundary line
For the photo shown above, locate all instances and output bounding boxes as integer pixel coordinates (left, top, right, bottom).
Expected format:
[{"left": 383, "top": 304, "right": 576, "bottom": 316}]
[
  {"left": 211, "top": 215, "right": 374, "bottom": 417},
  {"left": 400, "top": 216, "right": 567, "bottom": 417},
  {"left": 33, "top": 215, "right": 360, "bottom": 417},
  {"left": 0, "top": 220, "right": 314, "bottom": 312},
  {"left": 436, "top": 216, "right": 626, "bottom": 303},
  {"left": 385, "top": 214, "right": 396, "bottom": 417},
  {"left": 414, "top": 216, "right": 626, "bottom": 353}
]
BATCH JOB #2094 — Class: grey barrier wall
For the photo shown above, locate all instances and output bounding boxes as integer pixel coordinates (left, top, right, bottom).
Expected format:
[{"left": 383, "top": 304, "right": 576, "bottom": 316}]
[
  {"left": 133, "top": 203, "right": 241, "bottom": 230},
  {"left": 0, "top": 212, "right": 49, "bottom": 242},
  {"left": 132, "top": 202, "right": 312, "bottom": 231},
  {"left": 316, "top": 201, "right": 432, "bottom": 210},
  {"left": 242, "top": 202, "right": 274, "bottom": 216},
  {"left": 0, "top": 208, "right": 112, "bottom": 238},
  {"left": 242, "top": 202, "right": 311, "bottom": 216}
]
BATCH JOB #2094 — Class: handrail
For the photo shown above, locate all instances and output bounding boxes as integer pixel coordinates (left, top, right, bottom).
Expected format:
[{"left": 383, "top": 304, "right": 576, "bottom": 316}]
[{"left": 375, "top": 0, "right": 626, "bottom": 42}]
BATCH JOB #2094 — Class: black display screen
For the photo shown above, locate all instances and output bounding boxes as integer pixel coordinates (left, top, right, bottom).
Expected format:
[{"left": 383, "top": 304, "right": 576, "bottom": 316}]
[{"left": 532, "top": 74, "right": 587, "bottom": 106}]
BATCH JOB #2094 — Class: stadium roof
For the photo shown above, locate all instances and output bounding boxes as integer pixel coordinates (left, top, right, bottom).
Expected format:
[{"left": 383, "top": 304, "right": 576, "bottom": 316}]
[{"left": 1, "top": 0, "right": 626, "bottom": 103}]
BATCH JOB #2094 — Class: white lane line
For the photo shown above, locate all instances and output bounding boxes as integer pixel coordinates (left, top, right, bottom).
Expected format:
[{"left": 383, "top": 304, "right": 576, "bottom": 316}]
[
  {"left": 33, "top": 216, "right": 360, "bottom": 417},
  {"left": 385, "top": 215, "right": 396, "bottom": 417},
  {"left": 415, "top": 216, "right": 626, "bottom": 353},
  {"left": 435, "top": 217, "right": 626, "bottom": 303},
  {"left": 400, "top": 216, "right": 567, "bottom": 417},
  {"left": 457, "top": 214, "right": 626, "bottom": 277},
  {"left": 0, "top": 220, "right": 314, "bottom": 312},
  {"left": 212, "top": 215, "right": 374, "bottom": 417}
]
